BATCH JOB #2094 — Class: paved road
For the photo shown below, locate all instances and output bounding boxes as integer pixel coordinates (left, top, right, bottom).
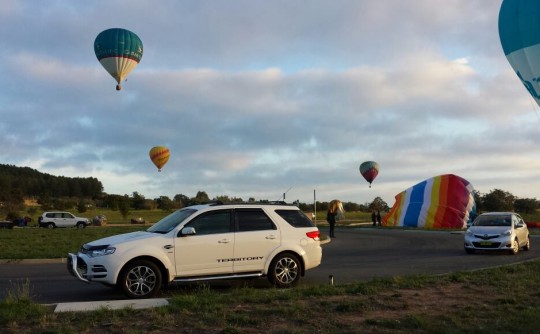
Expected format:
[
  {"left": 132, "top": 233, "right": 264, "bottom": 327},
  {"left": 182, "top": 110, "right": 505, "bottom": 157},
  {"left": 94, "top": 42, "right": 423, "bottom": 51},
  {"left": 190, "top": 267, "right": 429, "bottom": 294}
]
[{"left": 1, "top": 228, "right": 539, "bottom": 304}]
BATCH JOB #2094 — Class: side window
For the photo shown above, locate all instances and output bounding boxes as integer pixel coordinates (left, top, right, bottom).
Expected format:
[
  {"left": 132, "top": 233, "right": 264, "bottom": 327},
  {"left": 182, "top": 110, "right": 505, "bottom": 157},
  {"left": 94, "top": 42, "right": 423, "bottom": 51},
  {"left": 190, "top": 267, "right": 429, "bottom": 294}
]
[
  {"left": 236, "top": 209, "right": 276, "bottom": 232},
  {"left": 275, "top": 209, "right": 315, "bottom": 228},
  {"left": 64, "top": 213, "right": 74, "bottom": 218},
  {"left": 185, "top": 211, "right": 232, "bottom": 235},
  {"left": 54, "top": 213, "right": 62, "bottom": 218},
  {"left": 46, "top": 213, "right": 54, "bottom": 218}
]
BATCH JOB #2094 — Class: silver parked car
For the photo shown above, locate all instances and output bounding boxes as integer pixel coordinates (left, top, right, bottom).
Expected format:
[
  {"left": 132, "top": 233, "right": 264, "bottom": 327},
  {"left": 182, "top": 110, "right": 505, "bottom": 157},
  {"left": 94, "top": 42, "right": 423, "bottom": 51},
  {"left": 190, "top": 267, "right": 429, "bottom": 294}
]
[{"left": 464, "top": 212, "right": 530, "bottom": 255}]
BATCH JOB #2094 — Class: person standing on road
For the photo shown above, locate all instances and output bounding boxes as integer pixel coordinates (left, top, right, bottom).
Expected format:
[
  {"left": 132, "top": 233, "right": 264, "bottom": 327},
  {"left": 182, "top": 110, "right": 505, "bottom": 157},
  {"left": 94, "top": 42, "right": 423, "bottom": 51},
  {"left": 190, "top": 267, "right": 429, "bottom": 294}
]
[
  {"left": 377, "top": 211, "right": 382, "bottom": 226},
  {"left": 327, "top": 206, "right": 337, "bottom": 238},
  {"left": 371, "top": 210, "right": 377, "bottom": 226},
  {"left": 327, "top": 199, "right": 344, "bottom": 238}
]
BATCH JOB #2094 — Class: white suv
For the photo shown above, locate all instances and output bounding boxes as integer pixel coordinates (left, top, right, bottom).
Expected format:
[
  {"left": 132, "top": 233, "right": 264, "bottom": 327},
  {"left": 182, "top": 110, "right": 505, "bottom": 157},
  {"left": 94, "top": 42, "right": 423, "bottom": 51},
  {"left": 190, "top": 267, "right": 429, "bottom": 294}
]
[
  {"left": 39, "top": 212, "right": 89, "bottom": 229},
  {"left": 68, "top": 202, "right": 322, "bottom": 298}
]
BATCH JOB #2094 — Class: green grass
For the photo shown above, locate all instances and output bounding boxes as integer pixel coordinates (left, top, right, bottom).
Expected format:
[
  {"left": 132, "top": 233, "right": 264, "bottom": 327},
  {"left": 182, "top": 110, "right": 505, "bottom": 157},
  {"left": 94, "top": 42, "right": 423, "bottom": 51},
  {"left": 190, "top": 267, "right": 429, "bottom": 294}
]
[
  {"left": 13, "top": 208, "right": 172, "bottom": 227},
  {"left": 0, "top": 226, "right": 147, "bottom": 259},
  {"left": 2, "top": 260, "right": 540, "bottom": 333}
]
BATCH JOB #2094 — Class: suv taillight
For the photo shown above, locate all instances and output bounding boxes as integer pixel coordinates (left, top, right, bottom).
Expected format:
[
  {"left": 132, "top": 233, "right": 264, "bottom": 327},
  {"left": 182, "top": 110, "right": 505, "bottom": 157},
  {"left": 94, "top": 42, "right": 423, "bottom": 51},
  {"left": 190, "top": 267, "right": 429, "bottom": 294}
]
[{"left": 306, "top": 231, "right": 320, "bottom": 240}]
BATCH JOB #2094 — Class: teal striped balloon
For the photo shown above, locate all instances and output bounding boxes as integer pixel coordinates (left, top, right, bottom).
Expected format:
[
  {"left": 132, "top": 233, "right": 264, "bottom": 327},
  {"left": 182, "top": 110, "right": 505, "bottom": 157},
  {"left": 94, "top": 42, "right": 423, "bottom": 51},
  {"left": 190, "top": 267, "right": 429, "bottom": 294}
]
[
  {"left": 94, "top": 28, "right": 143, "bottom": 90},
  {"left": 499, "top": 0, "right": 540, "bottom": 105}
]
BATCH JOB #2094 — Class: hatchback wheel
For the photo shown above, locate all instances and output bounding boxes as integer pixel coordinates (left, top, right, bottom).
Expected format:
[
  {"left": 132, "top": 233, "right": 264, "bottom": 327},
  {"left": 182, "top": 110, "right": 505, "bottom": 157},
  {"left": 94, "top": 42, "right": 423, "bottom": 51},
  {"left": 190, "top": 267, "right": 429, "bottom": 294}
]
[
  {"left": 268, "top": 253, "right": 301, "bottom": 288},
  {"left": 119, "top": 260, "right": 162, "bottom": 299}
]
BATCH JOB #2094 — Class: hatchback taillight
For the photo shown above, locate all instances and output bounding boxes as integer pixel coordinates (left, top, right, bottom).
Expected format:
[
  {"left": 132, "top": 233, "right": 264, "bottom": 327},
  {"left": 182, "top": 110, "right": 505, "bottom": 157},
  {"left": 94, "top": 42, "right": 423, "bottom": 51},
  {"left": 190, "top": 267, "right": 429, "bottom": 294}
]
[{"left": 306, "top": 231, "right": 320, "bottom": 240}]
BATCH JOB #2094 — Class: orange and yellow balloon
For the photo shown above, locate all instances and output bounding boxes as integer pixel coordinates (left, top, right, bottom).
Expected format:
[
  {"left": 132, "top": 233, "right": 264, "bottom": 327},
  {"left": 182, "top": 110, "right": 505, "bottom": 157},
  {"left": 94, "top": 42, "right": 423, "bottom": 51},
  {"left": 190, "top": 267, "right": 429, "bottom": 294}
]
[{"left": 149, "top": 146, "right": 170, "bottom": 172}]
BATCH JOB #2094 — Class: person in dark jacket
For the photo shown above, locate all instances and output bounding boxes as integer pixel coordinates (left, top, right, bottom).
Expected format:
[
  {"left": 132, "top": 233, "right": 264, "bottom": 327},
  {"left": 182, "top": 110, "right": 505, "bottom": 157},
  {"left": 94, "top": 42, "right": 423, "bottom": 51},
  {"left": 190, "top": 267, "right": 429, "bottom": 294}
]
[
  {"left": 371, "top": 211, "right": 377, "bottom": 226},
  {"left": 327, "top": 208, "right": 336, "bottom": 238},
  {"left": 377, "top": 211, "right": 382, "bottom": 226}
]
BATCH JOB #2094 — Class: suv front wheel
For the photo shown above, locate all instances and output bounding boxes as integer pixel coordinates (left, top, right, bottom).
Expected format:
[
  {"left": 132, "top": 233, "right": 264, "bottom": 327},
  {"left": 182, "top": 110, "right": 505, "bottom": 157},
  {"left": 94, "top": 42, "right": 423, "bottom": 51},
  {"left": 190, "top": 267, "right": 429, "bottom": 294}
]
[
  {"left": 119, "top": 260, "right": 162, "bottom": 299},
  {"left": 268, "top": 253, "right": 301, "bottom": 288}
]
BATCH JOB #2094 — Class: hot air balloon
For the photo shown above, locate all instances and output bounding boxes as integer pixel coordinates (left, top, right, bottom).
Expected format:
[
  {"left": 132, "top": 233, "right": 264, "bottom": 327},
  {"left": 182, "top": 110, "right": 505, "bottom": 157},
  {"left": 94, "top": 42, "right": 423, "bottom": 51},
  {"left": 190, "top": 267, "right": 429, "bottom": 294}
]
[
  {"left": 499, "top": 0, "right": 540, "bottom": 106},
  {"left": 383, "top": 174, "right": 476, "bottom": 229},
  {"left": 94, "top": 28, "right": 143, "bottom": 91},
  {"left": 359, "top": 161, "right": 379, "bottom": 188},
  {"left": 149, "top": 146, "right": 170, "bottom": 172}
]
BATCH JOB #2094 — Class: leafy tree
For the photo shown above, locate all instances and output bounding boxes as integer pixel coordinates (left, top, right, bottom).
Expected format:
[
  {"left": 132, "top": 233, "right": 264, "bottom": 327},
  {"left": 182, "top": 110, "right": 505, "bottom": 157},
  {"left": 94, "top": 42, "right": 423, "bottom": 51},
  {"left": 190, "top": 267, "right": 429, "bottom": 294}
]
[
  {"left": 482, "top": 189, "right": 515, "bottom": 212},
  {"left": 514, "top": 198, "right": 538, "bottom": 214},
  {"left": 193, "top": 191, "right": 210, "bottom": 204},
  {"left": 368, "top": 197, "right": 389, "bottom": 212},
  {"left": 119, "top": 195, "right": 131, "bottom": 220},
  {"left": 156, "top": 196, "right": 174, "bottom": 211},
  {"left": 173, "top": 194, "right": 190, "bottom": 208},
  {"left": 77, "top": 200, "right": 87, "bottom": 213},
  {"left": 472, "top": 190, "right": 483, "bottom": 213},
  {"left": 131, "top": 192, "right": 145, "bottom": 210}
]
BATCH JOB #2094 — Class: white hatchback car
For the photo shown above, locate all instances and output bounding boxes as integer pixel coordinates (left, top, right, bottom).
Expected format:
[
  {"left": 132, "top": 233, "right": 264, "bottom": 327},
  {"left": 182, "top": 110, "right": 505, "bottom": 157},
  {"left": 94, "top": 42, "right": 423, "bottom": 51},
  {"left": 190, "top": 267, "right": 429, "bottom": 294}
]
[
  {"left": 68, "top": 202, "right": 322, "bottom": 298},
  {"left": 464, "top": 212, "right": 530, "bottom": 255}
]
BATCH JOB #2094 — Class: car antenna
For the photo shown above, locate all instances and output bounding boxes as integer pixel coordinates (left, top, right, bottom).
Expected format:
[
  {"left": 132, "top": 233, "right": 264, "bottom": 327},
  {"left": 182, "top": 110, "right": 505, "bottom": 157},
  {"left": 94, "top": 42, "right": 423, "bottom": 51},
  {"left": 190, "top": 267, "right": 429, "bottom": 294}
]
[{"left": 276, "top": 186, "right": 293, "bottom": 202}]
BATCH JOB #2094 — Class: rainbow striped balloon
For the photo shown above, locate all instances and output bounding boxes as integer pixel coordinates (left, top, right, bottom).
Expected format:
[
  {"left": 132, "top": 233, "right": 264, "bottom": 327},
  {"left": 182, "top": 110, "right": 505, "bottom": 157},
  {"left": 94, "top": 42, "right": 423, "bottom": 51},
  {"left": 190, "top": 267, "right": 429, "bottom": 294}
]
[{"left": 384, "top": 174, "right": 476, "bottom": 229}]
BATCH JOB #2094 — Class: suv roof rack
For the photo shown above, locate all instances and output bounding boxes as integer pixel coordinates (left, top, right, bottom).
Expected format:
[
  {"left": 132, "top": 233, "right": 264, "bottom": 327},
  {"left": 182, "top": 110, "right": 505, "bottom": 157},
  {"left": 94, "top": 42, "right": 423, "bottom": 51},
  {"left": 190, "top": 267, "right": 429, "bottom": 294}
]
[{"left": 202, "top": 200, "right": 292, "bottom": 206}]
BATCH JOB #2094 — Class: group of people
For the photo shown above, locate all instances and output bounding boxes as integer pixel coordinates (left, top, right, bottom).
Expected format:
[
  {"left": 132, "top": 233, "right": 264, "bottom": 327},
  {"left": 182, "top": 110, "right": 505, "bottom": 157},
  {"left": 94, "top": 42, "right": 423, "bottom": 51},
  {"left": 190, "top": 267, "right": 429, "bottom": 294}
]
[{"left": 326, "top": 200, "right": 383, "bottom": 238}]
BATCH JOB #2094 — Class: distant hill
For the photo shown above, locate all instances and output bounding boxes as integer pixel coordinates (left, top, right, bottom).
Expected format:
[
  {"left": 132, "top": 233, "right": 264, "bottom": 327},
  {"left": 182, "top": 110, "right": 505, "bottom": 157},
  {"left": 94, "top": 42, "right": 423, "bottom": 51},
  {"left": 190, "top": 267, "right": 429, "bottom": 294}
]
[{"left": 0, "top": 164, "right": 103, "bottom": 199}]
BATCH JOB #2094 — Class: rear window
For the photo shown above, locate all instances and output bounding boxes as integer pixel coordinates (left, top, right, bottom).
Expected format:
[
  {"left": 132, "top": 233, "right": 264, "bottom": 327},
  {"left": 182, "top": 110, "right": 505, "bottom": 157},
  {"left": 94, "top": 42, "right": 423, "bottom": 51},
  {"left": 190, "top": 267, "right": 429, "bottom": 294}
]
[
  {"left": 275, "top": 210, "right": 315, "bottom": 228},
  {"left": 236, "top": 209, "right": 276, "bottom": 232}
]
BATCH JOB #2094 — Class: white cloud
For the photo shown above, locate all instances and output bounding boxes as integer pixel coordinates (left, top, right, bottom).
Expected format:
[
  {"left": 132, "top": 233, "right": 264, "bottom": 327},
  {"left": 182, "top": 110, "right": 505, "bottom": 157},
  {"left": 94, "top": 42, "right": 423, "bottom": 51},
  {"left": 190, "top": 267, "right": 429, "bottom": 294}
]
[{"left": 5, "top": 0, "right": 540, "bottom": 206}]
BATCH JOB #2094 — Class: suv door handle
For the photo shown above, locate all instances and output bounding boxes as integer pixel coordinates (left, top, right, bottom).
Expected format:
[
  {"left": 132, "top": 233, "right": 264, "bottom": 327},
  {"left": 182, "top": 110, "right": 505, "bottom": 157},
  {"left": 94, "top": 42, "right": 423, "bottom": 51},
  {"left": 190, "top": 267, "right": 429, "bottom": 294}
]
[
  {"left": 218, "top": 239, "right": 231, "bottom": 244},
  {"left": 164, "top": 245, "right": 174, "bottom": 249},
  {"left": 265, "top": 235, "right": 277, "bottom": 239}
]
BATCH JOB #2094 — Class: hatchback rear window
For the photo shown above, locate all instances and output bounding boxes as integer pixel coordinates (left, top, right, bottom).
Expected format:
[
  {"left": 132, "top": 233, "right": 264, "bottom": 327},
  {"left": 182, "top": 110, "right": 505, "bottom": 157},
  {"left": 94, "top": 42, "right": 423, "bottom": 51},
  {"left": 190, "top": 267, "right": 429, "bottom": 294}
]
[{"left": 275, "top": 210, "right": 315, "bottom": 228}]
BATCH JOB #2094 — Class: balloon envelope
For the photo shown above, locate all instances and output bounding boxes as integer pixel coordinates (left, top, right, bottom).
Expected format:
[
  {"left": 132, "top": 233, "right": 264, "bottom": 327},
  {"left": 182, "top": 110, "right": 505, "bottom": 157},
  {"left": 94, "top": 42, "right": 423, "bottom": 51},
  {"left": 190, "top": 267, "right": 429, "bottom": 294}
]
[
  {"left": 149, "top": 146, "right": 170, "bottom": 171},
  {"left": 499, "top": 0, "right": 540, "bottom": 105},
  {"left": 383, "top": 174, "right": 476, "bottom": 229},
  {"left": 359, "top": 161, "right": 379, "bottom": 187},
  {"left": 94, "top": 28, "right": 143, "bottom": 90}
]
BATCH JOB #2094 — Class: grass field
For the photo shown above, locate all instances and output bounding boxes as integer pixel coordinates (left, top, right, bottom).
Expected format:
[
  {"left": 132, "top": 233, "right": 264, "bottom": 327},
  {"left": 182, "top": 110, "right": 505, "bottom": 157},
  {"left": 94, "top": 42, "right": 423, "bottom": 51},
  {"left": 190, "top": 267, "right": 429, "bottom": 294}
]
[{"left": 2, "top": 259, "right": 540, "bottom": 333}]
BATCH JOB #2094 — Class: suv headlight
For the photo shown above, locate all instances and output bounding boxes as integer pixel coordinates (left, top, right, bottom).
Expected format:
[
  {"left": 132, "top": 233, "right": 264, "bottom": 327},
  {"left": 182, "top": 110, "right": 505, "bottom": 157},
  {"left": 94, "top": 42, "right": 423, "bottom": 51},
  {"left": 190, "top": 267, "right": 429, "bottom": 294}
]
[{"left": 88, "top": 246, "right": 116, "bottom": 257}]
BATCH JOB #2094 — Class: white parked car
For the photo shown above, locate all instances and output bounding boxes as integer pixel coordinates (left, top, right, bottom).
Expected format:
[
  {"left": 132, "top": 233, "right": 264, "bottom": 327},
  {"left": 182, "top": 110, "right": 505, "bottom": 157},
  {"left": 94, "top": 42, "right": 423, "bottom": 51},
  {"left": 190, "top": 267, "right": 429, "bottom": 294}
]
[
  {"left": 68, "top": 202, "right": 322, "bottom": 298},
  {"left": 38, "top": 212, "right": 89, "bottom": 229},
  {"left": 464, "top": 212, "right": 530, "bottom": 255}
]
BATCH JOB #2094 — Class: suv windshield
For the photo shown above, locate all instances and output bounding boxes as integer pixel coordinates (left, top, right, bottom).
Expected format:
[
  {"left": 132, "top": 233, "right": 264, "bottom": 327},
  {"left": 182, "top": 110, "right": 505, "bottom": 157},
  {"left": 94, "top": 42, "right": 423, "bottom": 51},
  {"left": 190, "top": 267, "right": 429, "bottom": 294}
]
[{"left": 147, "top": 208, "right": 197, "bottom": 234}]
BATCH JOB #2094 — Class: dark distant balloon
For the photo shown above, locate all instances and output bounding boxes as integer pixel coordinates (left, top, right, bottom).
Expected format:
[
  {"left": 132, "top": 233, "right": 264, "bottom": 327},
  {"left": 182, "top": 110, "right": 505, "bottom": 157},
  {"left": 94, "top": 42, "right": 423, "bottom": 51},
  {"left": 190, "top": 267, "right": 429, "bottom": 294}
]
[{"left": 359, "top": 161, "right": 379, "bottom": 188}]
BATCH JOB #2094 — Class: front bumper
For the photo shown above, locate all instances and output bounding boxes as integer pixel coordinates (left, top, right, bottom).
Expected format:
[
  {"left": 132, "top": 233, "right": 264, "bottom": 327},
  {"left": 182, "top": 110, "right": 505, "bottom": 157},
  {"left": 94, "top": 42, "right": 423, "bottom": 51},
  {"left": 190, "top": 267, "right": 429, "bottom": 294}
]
[
  {"left": 67, "top": 253, "right": 90, "bottom": 283},
  {"left": 464, "top": 235, "right": 513, "bottom": 251}
]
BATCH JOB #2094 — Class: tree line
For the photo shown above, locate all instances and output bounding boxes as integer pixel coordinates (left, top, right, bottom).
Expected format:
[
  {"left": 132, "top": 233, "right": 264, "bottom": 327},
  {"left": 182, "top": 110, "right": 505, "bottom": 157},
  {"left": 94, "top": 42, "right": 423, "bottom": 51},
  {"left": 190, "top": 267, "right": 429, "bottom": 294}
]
[{"left": 0, "top": 164, "right": 538, "bottom": 219}]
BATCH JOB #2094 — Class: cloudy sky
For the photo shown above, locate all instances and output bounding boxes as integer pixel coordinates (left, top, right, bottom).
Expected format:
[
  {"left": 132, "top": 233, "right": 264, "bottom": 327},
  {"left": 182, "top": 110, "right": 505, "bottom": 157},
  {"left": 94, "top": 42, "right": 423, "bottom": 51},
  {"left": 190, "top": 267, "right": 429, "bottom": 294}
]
[{"left": 0, "top": 0, "right": 537, "bottom": 206}]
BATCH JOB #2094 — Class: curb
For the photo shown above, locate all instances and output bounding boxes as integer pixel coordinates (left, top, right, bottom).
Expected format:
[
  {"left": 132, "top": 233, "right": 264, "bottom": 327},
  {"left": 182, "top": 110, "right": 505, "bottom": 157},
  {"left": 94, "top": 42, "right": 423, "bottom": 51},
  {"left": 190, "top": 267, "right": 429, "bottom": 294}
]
[{"left": 0, "top": 258, "right": 66, "bottom": 265}]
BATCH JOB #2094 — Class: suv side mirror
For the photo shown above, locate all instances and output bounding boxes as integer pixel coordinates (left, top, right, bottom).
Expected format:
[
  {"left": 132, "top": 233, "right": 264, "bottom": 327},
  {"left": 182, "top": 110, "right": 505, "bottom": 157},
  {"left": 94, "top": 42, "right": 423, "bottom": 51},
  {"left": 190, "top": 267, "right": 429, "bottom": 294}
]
[{"left": 179, "top": 226, "right": 196, "bottom": 237}]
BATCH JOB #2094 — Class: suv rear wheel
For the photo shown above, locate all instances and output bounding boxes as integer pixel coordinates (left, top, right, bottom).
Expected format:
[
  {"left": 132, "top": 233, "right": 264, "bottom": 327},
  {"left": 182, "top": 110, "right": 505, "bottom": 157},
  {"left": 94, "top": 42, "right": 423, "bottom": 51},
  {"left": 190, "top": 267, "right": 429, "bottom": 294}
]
[
  {"left": 76, "top": 222, "right": 86, "bottom": 229},
  {"left": 47, "top": 223, "right": 55, "bottom": 229},
  {"left": 119, "top": 260, "right": 162, "bottom": 299},
  {"left": 268, "top": 253, "right": 301, "bottom": 288}
]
